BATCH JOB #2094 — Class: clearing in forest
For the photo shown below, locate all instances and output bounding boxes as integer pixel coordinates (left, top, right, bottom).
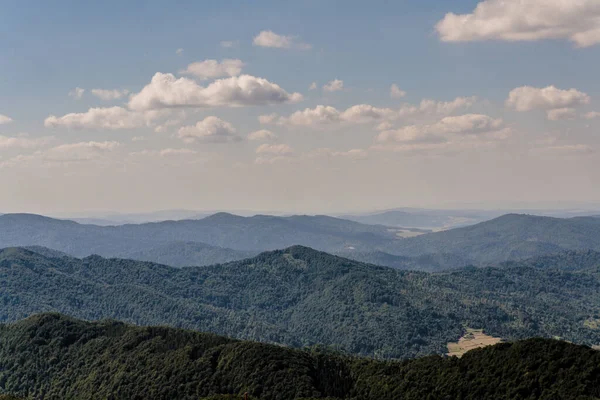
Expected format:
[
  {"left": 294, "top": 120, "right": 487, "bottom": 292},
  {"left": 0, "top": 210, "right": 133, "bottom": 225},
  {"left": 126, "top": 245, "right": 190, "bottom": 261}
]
[{"left": 447, "top": 328, "right": 502, "bottom": 357}]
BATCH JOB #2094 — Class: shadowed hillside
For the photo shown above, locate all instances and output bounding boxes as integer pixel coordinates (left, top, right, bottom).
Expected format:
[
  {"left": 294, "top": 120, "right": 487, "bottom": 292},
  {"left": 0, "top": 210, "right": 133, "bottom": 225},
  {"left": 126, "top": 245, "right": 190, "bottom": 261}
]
[{"left": 0, "top": 314, "right": 599, "bottom": 400}]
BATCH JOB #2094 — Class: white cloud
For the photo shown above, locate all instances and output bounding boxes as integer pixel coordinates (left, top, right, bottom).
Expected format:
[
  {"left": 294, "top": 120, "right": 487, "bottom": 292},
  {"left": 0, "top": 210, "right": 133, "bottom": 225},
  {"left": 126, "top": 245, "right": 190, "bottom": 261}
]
[
  {"left": 547, "top": 108, "right": 578, "bottom": 121},
  {"left": 253, "top": 30, "right": 311, "bottom": 50},
  {"left": 436, "top": 0, "right": 600, "bottom": 47},
  {"left": 220, "top": 41, "right": 237, "bottom": 48},
  {"left": 258, "top": 113, "right": 278, "bottom": 124},
  {"left": 506, "top": 86, "right": 590, "bottom": 112},
  {"left": 390, "top": 84, "right": 406, "bottom": 99},
  {"left": 128, "top": 73, "right": 303, "bottom": 111},
  {"left": 412, "top": 97, "right": 478, "bottom": 116},
  {"left": 131, "top": 136, "right": 145, "bottom": 142},
  {"left": 130, "top": 148, "right": 197, "bottom": 157},
  {"left": 248, "top": 129, "right": 277, "bottom": 141},
  {"left": 0, "top": 114, "right": 13, "bottom": 125},
  {"left": 180, "top": 59, "right": 244, "bottom": 80},
  {"left": 310, "top": 148, "right": 368, "bottom": 159},
  {"left": 44, "top": 107, "right": 167, "bottom": 130},
  {"left": 43, "top": 141, "right": 120, "bottom": 162},
  {"left": 256, "top": 143, "right": 293, "bottom": 155},
  {"left": 584, "top": 111, "right": 600, "bottom": 119},
  {"left": 0, "top": 135, "right": 54, "bottom": 149},
  {"left": 177, "top": 116, "right": 240, "bottom": 143},
  {"left": 91, "top": 88, "right": 130, "bottom": 101},
  {"left": 341, "top": 104, "right": 397, "bottom": 123},
  {"left": 68, "top": 87, "right": 85, "bottom": 99},
  {"left": 268, "top": 97, "right": 477, "bottom": 128},
  {"left": 176, "top": 48, "right": 184, "bottom": 55},
  {"left": 377, "top": 122, "right": 393, "bottom": 131},
  {"left": 309, "top": 82, "right": 318, "bottom": 90},
  {"left": 377, "top": 114, "right": 507, "bottom": 144},
  {"left": 323, "top": 79, "right": 344, "bottom": 92},
  {"left": 282, "top": 106, "right": 341, "bottom": 126}
]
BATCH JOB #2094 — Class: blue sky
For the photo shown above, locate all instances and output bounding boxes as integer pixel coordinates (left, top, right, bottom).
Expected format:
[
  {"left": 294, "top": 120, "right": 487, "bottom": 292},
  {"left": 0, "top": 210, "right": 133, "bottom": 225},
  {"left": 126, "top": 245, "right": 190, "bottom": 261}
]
[{"left": 1, "top": 0, "right": 599, "bottom": 214}]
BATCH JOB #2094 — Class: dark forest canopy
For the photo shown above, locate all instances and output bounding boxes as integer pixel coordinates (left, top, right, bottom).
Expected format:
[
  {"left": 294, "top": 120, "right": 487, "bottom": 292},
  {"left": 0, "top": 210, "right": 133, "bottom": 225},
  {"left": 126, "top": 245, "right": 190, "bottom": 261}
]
[
  {"left": 1, "top": 314, "right": 599, "bottom": 400},
  {"left": 1, "top": 246, "right": 600, "bottom": 359}
]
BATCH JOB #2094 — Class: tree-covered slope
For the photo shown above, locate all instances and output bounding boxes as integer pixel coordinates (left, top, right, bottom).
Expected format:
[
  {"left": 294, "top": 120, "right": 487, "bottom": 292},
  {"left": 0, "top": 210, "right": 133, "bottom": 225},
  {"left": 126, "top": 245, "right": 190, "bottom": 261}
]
[
  {"left": 117, "top": 241, "right": 258, "bottom": 267},
  {"left": 0, "top": 213, "right": 397, "bottom": 254},
  {"left": 1, "top": 314, "right": 599, "bottom": 400},
  {"left": 386, "top": 213, "right": 600, "bottom": 263},
  {"left": 1, "top": 246, "right": 600, "bottom": 359}
]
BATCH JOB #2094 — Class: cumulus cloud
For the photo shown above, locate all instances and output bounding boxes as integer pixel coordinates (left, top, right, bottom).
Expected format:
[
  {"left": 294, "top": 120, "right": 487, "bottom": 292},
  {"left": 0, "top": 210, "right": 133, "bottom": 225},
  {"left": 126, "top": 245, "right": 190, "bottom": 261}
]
[
  {"left": 176, "top": 48, "right": 184, "bottom": 55},
  {"left": 390, "top": 84, "right": 406, "bottom": 99},
  {"left": 323, "top": 79, "right": 344, "bottom": 92},
  {"left": 584, "top": 111, "right": 600, "bottom": 119},
  {"left": 43, "top": 141, "right": 120, "bottom": 162},
  {"left": 220, "top": 41, "right": 237, "bottom": 48},
  {"left": 180, "top": 59, "right": 245, "bottom": 80},
  {"left": 436, "top": 0, "right": 600, "bottom": 47},
  {"left": 0, "top": 114, "right": 13, "bottom": 125},
  {"left": 506, "top": 86, "right": 590, "bottom": 112},
  {"left": 258, "top": 113, "right": 278, "bottom": 124},
  {"left": 130, "top": 148, "right": 197, "bottom": 157},
  {"left": 309, "top": 82, "right": 318, "bottom": 90},
  {"left": 0, "top": 135, "right": 54, "bottom": 149},
  {"left": 253, "top": 30, "right": 311, "bottom": 50},
  {"left": 91, "top": 88, "right": 130, "bottom": 101},
  {"left": 44, "top": 107, "right": 167, "bottom": 130},
  {"left": 248, "top": 129, "right": 277, "bottom": 141},
  {"left": 177, "top": 116, "right": 240, "bottom": 143},
  {"left": 341, "top": 104, "right": 397, "bottom": 123},
  {"left": 68, "top": 87, "right": 85, "bottom": 99},
  {"left": 310, "top": 148, "right": 368, "bottom": 159},
  {"left": 377, "top": 114, "right": 507, "bottom": 144},
  {"left": 256, "top": 143, "right": 293, "bottom": 155},
  {"left": 128, "top": 73, "right": 303, "bottom": 111},
  {"left": 547, "top": 108, "right": 578, "bottom": 121},
  {"left": 266, "top": 97, "right": 477, "bottom": 128}
]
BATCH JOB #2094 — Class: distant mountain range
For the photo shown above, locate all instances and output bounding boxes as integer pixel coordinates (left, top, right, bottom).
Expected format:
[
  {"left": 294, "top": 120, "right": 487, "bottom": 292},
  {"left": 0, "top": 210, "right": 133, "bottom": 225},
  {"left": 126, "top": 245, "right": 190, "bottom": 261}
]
[
  {"left": 388, "top": 213, "right": 600, "bottom": 264},
  {"left": 1, "top": 246, "right": 599, "bottom": 359},
  {"left": 1, "top": 313, "right": 598, "bottom": 400},
  {"left": 1, "top": 212, "right": 600, "bottom": 269}
]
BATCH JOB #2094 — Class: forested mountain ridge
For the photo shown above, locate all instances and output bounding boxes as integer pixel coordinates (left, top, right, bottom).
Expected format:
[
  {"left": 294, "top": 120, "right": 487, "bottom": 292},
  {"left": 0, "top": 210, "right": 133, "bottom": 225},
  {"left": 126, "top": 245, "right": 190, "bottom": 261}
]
[
  {"left": 0, "top": 212, "right": 398, "bottom": 262},
  {"left": 0, "top": 314, "right": 599, "bottom": 400},
  {"left": 387, "top": 213, "right": 600, "bottom": 263},
  {"left": 2, "top": 212, "right": 600, "bottom": 270},
  {"left": 1, "top": 246, "right": 600, "bottom": 359}
]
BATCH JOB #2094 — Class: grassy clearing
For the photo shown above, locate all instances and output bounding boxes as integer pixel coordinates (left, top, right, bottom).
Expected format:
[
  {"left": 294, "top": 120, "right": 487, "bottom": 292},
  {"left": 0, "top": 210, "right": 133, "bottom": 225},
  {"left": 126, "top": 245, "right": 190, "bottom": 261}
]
[
  {"left": 447, "top": 328, "right": 503, "bottom": 358},
  {"left": 584, "top": 318, "right": 600, "bottom": 330}
]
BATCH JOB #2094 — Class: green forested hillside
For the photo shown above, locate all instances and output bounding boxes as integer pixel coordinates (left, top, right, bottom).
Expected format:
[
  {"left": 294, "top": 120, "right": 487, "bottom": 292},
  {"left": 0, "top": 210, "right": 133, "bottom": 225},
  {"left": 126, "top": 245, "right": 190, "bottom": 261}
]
[
  {"left": 1, "top": 314, "right": 599, "bottom": 400},
  {"left": 1, "top": 246, "right": 600, "bottom": 359}
]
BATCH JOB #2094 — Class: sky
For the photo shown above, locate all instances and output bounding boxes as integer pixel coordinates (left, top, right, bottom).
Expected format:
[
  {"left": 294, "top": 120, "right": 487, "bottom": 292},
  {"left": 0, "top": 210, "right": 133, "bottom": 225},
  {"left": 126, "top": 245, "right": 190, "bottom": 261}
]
[{"left": 1, "top": 0, "right": 600, "bottom": 215}]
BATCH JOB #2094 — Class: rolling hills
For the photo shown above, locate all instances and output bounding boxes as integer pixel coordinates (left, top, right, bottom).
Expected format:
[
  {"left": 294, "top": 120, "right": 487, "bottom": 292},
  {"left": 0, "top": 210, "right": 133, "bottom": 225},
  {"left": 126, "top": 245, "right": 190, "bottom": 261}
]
[
  {"left": 1, "top": 246, "right": 599, "bottom": 359},
  {"left": 387, "top": 213, "right": 600, "bottom": 263},
  {"left": 2, "top": 212, "right": 600, "bottom": 270},
  {"left": 1, "top": 313, "right": 599, "bottom": 400}
]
